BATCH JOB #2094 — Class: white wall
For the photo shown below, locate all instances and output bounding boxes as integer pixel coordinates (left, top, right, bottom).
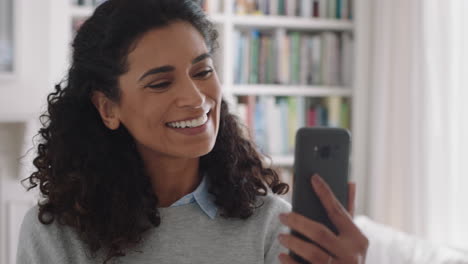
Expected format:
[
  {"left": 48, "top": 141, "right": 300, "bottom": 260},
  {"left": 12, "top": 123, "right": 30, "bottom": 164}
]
[{"left": 0, "top": 0, "right": 69, "bottom": 263}]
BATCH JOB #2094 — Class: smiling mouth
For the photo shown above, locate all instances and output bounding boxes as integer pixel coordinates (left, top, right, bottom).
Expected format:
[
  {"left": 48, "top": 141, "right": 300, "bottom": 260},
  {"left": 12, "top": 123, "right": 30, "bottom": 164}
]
[{"left": 165, "top": 110, "right": 211, "bottom": 128}]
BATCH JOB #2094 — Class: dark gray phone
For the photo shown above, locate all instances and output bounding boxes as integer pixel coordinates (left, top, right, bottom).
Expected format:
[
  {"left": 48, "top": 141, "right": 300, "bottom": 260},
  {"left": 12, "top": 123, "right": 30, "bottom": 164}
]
[{"left": 290, "top": 127, "right": 351, "bottom": 263}]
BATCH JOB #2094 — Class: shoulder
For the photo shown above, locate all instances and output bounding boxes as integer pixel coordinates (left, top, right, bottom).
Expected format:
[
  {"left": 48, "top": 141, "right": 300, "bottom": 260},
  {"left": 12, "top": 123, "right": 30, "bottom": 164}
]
[
  {"left": 247, "top": 193, "right": 291, "bottom": 225},
  {"left": 17, "top": 205, "right": 96, "bottom": 263},
  {"left": 17, "top": 205, "right": 61, "bottom": 263},
  {"left": 255, "top": 193, "right": 292, "bottom": 216},
  {"left": 18, "top": 205, "right": 69, "bottom": 252},
  {"left": 253, "top": 194, "right": 291, "bottom": 263},
  {"left": 19, "top": 205, "right": 43, "bottom": 239},
  {"left": 19, "top": 205, "right": 60, "bottom": 239}
]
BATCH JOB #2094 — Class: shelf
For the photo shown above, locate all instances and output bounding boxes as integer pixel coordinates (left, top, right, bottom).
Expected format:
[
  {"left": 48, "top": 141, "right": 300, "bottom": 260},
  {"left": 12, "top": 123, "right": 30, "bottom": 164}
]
[
  {"left": 263, "top": 155, "right": 294, "bottom": 167},
  {"left": 230, "top": 85, "right": 353, "bottom": 97},
  {"left": 70, "top": 7, "right": 225, "bottom": 23},
  {"left": 232, "top": 15, "right": 354, "bottom": 31},
  {"left": 208, "top": 14, "right": 226, "bottom": 24},
  {"left": 70, "top": 5, "right": 94, "bottom": 17}
]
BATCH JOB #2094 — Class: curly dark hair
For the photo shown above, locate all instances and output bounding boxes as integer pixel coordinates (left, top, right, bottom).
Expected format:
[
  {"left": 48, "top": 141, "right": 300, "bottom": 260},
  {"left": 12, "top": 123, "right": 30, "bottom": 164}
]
[{"left": 22, "top": 0, "right": 289, "bottom": 263}]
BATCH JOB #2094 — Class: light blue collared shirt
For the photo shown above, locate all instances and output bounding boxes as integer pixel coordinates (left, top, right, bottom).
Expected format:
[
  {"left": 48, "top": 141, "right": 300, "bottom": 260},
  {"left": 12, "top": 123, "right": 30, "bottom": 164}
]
[{"left": 169, "top": 173, "right": 218, "bottom": 219}]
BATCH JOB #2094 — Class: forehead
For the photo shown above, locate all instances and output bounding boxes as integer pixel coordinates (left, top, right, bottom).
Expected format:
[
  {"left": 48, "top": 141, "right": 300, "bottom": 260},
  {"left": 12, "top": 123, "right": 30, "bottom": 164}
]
[{"left": 126, "top": 21, "right": 209, "bottom": 69}]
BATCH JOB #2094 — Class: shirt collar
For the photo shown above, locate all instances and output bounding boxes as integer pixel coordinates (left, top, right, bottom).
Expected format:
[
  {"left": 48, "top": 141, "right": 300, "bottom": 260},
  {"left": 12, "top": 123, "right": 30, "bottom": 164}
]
[{"left": 169, "top": 172, "right": 218, "bottom": 220}]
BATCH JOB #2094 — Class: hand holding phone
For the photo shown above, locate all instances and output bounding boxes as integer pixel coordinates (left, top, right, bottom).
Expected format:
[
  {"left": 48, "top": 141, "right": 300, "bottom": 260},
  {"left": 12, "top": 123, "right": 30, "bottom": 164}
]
[{"left": 277, "top": 127, "right": 369, "bottom": 264}]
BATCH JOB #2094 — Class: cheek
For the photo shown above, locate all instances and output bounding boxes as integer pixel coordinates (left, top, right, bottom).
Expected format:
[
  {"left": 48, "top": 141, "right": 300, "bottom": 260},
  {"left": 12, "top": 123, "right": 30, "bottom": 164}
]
[
  {"left": 209, "top": 84, "right": 222, "bottom": 126},
  {"left": 119, "top": 95, "right": 168, "bottom": 139}
]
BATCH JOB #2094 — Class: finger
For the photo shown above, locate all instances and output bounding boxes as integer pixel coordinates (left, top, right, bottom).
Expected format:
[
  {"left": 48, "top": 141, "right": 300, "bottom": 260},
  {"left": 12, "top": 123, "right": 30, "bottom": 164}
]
[
  {"left": 278, "top": 253, "right": 300, "bottom": 264},
  {"left": 347, "top": 182, "right": 356, "bottom": 217},
  {"left": 279, "top": 212, "right": 341, "bottom": 256},
  {"left": 278, "top": 234, "right": 330, "bottom": 263},
  {"left": 311, "top": 174, "right": 357, "bottom": 234}
]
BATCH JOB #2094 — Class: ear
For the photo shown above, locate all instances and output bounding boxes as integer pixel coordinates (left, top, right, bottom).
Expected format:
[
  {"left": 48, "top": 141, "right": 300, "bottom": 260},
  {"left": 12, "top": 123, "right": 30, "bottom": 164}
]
[{"left": 91, "top": 91, "right": 121, "bottom": 130}]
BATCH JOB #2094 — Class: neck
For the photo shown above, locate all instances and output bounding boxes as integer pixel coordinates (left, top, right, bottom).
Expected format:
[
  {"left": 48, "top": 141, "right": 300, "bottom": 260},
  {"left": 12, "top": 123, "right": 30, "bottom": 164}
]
[{"left": 138, "top": 146, "right": 202, "bottom": 207}]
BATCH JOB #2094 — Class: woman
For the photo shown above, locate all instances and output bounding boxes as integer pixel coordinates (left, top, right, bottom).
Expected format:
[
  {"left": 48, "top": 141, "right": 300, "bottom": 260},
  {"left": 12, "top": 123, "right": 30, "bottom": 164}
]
[{"left": 17, "top": 0, "right": 368, "bottom": 263}]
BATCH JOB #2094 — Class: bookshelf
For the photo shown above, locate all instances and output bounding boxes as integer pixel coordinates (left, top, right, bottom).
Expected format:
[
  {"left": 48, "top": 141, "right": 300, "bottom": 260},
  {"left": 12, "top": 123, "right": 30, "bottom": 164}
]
[
  {"left": 67, "top": 0, "right": 369, "bottom": 178},
  {"left": 221, "top": 1, "right": 355, "bottom": 170},
  {"left": 232, "top": 85, "right": 353, "bottom": 96},
  {"left": 231, "top": 15, "right": 353, "bottom": 30}
]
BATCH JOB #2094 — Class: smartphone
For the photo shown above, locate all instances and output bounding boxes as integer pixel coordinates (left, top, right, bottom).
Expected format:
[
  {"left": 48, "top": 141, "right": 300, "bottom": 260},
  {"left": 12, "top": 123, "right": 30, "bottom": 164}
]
[{"left": 290, "top": 127, "right": 351, "bottom": 263}]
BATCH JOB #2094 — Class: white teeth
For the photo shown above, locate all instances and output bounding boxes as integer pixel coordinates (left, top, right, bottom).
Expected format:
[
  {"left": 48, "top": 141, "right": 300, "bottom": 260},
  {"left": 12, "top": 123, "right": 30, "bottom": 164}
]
[{"left": 167, "top": 113, "right": 208, "bottom": 128}]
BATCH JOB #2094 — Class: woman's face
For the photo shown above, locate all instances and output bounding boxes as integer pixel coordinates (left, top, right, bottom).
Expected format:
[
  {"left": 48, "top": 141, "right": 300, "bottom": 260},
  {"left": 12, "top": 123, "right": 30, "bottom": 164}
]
[{"left": 116, "top": 21, "right": 222, "bottom": 160}]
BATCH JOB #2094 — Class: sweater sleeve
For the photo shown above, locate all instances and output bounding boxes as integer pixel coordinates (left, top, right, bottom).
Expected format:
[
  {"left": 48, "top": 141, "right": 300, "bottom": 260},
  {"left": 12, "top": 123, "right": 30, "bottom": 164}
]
[
  {"left": 16, "top": 206, "right": 46, "bottom": 264},
  {"left": 263, "top": 195, "right": 292, "bottom": 264},
  {"left": 16, "top": 206, "right": 71, "bottom": 264}
]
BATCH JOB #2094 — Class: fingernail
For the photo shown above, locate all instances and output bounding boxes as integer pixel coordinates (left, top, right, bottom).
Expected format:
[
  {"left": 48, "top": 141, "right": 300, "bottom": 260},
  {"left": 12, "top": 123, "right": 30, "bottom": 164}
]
[{"left": 311, "top": 174, "right": 320, "bottom": 185}]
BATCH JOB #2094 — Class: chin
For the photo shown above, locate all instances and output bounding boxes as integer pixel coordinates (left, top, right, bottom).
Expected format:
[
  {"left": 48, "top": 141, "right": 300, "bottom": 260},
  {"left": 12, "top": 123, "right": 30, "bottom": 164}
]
[{"left": 172, "top": 140, "right": 216, "bottom": 159}]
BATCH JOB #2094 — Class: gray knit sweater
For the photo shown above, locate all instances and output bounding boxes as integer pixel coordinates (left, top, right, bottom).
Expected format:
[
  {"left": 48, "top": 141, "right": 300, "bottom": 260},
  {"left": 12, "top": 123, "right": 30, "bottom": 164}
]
[{"left": 16, "top": 194, "right": 291, "bottom": 264}]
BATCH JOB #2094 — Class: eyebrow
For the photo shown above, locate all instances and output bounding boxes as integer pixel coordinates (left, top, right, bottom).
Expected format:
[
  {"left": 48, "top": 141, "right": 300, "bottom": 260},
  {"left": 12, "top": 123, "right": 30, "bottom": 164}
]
[{"left": 138, "top": 52, "right": 212, "bottom": 82}]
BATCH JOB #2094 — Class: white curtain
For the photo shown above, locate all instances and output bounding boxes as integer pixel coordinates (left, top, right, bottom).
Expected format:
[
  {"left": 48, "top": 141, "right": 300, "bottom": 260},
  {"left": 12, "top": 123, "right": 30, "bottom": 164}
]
[{"left": 366, "top": 0, "right": 468, "bottom": 250}]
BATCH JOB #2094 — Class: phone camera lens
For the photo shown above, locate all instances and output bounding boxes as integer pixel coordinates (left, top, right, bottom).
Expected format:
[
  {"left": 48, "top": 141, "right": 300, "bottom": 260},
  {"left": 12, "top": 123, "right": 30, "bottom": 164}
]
[{"left": 320, "top": 146, "right": 331, "bottom": 159}]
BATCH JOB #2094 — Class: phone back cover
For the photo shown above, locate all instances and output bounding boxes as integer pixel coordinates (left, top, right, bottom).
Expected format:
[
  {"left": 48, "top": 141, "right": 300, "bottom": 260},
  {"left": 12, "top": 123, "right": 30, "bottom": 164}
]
[{"left": 292, "top": 127, "right": 350, "bottom": 235}]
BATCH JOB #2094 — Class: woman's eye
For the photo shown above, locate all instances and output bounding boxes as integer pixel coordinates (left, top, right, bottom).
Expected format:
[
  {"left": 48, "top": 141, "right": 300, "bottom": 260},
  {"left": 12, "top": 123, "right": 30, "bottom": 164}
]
[
  {"left": 194, "top": 69, "right": 213, "bottom": 78},
  {"left": 147, "top": 82, "right": 171, "bottom": 89}
]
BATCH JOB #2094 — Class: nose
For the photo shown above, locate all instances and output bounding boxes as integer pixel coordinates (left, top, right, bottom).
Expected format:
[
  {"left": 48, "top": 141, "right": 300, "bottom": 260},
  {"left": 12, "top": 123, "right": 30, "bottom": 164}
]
[{"left": 176, "top": 78, "right": 206, "bottom": 109}]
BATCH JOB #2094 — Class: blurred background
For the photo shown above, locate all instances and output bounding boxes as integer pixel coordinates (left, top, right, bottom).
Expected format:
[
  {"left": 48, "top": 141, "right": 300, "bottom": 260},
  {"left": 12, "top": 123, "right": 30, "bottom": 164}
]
[{"left": 0, "top": 0, "right": 467, "bottom": 263}]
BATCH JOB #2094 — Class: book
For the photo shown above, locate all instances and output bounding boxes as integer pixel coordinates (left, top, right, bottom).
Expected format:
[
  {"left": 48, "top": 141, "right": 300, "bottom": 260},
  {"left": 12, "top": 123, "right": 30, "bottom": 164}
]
[
  {"left": 287, "top": 96, "right": 298, "bottom": 152},
  {"left": 278, "top": 0, "right": 286, "bottom": 15},
  {"left": 340, "top": 99, "right": 350, "bottom": 129},
  {"left": 266, "top": 36, "right": 278, "bottom": 84},
  {"left": 275, "top": 29, "right": 288, "bottom": 84},
  {"left": 313, "top": 0, "right": 319, "bottom": 17},
  {"left": 307, "top": 107, "right": 317, "bottom": 127},
  {"left": 270, "top": 0, "right": 279, "bottom": 16},
  {"left": 322, "top": 32, "right": 340, "bottom": 85},
  {"left": 326, "top": 96, "right": 342, "bottom": 127},
  {"left": 259, "top": 34, "right": 268, "bottom": 83},
  {"left": 299, "top": 35, "right": 309, "bottom": 85},
  {"left": 242, "top": 31, "right": 251, "bottom": 84},
  {"left": 279, "top": 97, "right": 290, "bottom": 154},
  {"left": 236, "top": 103, "right": 247, "bottom": 123},
  {"left": 246, "top": 0, "right": 256, "bottom": 13},
  {"left": 234, "top": 30, "right": 352, "bottom": 86},
  {"left": 249, "top": 31, "right": 260, "bottom": 84},
  {"left": 296, "top": 96, "right": 306, "bottom": 129},
  {"left": 254, "top": 96, "right": 268, "bottom": 153},
  {"left": 234, "top": 30, "right": 243, "bottom": 84},
  {"left": 315, "top": 103, "right": 327, "bottom": 126},
  {"left": 266, "top": 96, "right": 282, "bottom": 154},
  {"left": 328, "top": 0, "right": 336, "bottom": 19},
  {"left": 342, "top": 0, "right": 349, "bottom": 20},
  {"left": 246, "top": 95, "right": 256, "bottom": 139},
  {"left": 286, "top": 0, "right": 296, "bottom": 16},
  {"left": 290, "top": 31, "right": 301, "bottom": 84},
  {"left": 236, "top": 0, "right": 247, "bottom": 14},
  {"left": 319, "top": 0, "right": 328, "bottom": 18},
  {"left": 310, "top": 34, "right": 322, "bottom": 85},
  {"left": 336, "top": 0, "right": 342, "bottom": 19},
  {"left": 341, "top": 32, "right": 353, "bottom": 86},
  {"left": 300, "top": 0, "right": 312, "bottom": 17},
  {"left": 258, "top": 0, "right": 266, "bottom": 14}
]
